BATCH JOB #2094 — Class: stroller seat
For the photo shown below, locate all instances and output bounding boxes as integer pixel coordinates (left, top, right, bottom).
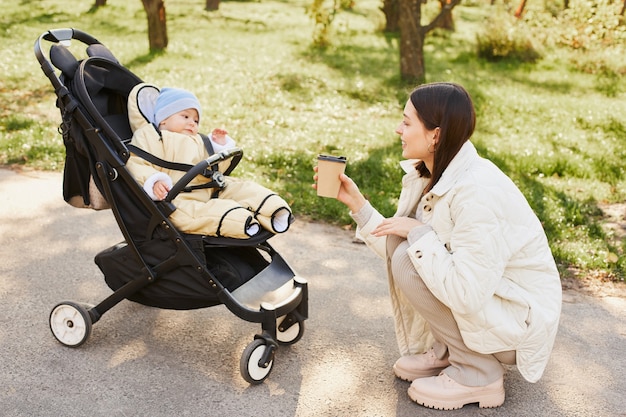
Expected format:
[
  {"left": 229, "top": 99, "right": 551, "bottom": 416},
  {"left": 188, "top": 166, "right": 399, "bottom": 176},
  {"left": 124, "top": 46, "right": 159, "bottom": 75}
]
[{"left": 35, "top": 28, "right": 308, "bottom": 385}]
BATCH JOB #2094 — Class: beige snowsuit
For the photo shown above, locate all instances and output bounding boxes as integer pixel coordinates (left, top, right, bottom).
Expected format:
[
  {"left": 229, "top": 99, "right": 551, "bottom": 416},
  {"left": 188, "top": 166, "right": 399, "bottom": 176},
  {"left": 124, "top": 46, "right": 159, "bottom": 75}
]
[{"left": 126, "top": 84, "right": 291, "bottom": 239}]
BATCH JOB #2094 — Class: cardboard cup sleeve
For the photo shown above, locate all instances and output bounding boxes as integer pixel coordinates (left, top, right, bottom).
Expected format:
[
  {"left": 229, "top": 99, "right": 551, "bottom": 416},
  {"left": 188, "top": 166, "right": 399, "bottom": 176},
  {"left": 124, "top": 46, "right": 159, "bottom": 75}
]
[{"left": 317, "top": 155, "right": 347, "bottom": 198}]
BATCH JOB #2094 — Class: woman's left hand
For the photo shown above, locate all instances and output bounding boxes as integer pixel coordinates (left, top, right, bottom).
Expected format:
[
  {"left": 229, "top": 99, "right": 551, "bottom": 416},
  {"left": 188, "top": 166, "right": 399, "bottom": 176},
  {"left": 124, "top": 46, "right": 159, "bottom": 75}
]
[{"left": 371, "top": 217, "right": 424, "bottom": 239}]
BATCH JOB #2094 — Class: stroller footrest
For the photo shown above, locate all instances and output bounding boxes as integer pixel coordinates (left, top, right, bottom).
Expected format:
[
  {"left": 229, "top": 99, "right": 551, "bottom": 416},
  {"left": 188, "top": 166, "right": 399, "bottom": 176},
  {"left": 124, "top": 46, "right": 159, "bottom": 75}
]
[
  {"left": 230, "top": 253, "right": 301, "bottom": 310},
  {"left": 240, "top": 280, "right": 302, "bottom": 312}
]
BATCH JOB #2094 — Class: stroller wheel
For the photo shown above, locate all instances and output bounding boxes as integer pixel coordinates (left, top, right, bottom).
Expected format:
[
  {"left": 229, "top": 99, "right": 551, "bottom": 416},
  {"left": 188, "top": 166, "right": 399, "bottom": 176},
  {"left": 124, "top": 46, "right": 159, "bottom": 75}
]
[
  {"left": 49, "top": 302, "right": 93, "bottom": 348},
  {"left": 240, "top": 339, "right": 274, "bottom": 384},
  {"left": 276, "top": 315, "right": 305, "bottom": 345}
]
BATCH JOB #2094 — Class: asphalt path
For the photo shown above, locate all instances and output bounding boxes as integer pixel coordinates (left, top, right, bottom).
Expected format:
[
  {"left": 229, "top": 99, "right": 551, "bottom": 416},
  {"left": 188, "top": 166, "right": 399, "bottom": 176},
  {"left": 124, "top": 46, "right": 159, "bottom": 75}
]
[{"left": 1, "top": 167, "right": 625, "bottom": 417}]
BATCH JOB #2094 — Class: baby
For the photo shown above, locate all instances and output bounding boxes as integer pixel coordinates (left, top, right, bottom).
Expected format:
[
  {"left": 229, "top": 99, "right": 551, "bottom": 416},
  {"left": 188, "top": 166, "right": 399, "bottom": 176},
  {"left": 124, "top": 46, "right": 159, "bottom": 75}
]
[{"left": 126, "top": 87, "right": 292, "bottom": 239}]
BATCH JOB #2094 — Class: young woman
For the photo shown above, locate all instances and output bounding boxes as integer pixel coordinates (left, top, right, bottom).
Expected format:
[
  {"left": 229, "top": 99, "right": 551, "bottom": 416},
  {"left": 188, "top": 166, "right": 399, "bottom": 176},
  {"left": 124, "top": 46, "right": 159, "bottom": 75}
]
[{"left": 314, "top": 82, "right": 562, "bottom": 410}]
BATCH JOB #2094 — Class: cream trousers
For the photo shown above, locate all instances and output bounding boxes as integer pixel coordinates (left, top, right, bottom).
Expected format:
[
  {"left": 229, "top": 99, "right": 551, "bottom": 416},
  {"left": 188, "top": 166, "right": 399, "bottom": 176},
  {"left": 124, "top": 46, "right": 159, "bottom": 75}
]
[{"left": 387, "top": 235, "right": 515, "bottom": 387}]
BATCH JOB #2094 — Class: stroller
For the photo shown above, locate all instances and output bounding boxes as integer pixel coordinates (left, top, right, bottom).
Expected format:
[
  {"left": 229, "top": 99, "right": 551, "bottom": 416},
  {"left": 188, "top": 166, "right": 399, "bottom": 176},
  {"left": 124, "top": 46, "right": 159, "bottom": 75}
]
[{"left": 34, "top": 28, "right": 308, "bottom": 385}]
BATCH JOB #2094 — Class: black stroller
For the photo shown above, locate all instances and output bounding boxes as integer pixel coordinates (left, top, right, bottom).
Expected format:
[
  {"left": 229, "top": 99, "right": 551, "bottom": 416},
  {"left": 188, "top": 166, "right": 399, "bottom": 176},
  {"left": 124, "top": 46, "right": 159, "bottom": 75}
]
[{"left": 34, "top": 28, "right": 308, "bottom": 384}]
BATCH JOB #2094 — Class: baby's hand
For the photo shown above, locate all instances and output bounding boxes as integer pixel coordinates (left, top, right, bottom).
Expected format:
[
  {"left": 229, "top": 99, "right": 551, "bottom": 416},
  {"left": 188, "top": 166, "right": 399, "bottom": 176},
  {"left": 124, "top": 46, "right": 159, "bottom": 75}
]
[
  {"left": 153, "top": 180, "right": 170, "bottom": 200},
  {"left": 211, "top": 128, "right": 229, "bottom": 145}
]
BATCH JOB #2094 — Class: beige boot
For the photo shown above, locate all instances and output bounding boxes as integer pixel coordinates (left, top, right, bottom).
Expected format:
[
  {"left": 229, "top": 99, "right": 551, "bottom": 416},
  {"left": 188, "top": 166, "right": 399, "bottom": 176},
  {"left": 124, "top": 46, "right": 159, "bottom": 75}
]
[
  {"left": 408, "top": 372, "right": 505, "bottom": 410},
  {"left": 393, "top": 348, "right": 450, "bottom": 381}
]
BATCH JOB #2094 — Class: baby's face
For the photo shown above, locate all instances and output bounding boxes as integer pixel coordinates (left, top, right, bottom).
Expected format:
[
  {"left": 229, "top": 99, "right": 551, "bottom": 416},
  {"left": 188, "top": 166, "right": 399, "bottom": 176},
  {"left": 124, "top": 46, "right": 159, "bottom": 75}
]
[{"left": 159, "top": 108, "right": 199, "bottom": 136}]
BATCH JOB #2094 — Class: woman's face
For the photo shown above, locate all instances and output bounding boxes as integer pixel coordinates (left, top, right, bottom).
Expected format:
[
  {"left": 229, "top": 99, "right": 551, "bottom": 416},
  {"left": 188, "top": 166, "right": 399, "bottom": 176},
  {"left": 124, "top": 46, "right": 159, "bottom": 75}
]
[{"left": 395, "top": 99, "right": 438, "bottom": 165}]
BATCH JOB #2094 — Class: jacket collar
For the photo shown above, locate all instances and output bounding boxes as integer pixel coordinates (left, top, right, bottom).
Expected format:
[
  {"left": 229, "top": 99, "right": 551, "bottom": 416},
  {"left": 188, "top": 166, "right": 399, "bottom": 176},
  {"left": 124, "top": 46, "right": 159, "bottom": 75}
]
[
  {"left": 430, "top": 141, "right": 478, "bottom": 196},
  {"left": 400, "top": 158, "right": 419, "bottom": 174}
]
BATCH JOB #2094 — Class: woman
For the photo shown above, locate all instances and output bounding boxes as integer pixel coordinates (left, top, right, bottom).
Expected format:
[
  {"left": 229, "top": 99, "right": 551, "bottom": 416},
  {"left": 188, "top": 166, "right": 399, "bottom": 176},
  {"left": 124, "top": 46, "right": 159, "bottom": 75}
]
[{"left": 314, "top": 82, "right": 562, "bottom": 410}]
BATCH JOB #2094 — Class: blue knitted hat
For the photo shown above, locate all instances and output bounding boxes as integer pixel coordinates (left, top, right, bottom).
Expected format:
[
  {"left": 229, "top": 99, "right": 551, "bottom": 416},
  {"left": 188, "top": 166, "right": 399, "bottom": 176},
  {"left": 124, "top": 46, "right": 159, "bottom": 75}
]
[{"left": 153, "top": 87, "right": 202, "bottom": 126}]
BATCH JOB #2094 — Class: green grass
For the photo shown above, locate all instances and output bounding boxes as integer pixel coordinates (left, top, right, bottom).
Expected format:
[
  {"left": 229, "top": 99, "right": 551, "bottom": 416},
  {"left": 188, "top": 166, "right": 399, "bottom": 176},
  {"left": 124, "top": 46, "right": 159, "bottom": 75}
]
[{"left": 1, "top": 0, "right": 626, "bottom": 281}]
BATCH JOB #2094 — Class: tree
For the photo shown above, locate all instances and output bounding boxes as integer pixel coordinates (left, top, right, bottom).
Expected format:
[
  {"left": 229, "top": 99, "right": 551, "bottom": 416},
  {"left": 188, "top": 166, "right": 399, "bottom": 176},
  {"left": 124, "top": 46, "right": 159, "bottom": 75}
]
[
  {"left": 205, "top": 0, "right": 221, "bottom": 11},
  {"left": 381, "top": 0, "right": 399, "bottom": 32},
  {"left": 141, "top": 0, "right": 168, "bottom": 52},
  {"left": 382, "top": 0, "right": 455, "bottom": 32},
  {"left": 89, "top": 0, "right": 106, "bottom": 11},
  {"left": 437, "top": 0, "right": 455, "bottom": 30},
  {"left": 308, "top": 0, "right": 342, "bottom": 47},
  {"left": 514, "top": 0, "right": 527, "bottom": 18},
  {"left": 397, "top": 0, "right": 462, "bottom": 83},
  {"left": 398, "top": 0, "right": 423, "bottom": 82}
]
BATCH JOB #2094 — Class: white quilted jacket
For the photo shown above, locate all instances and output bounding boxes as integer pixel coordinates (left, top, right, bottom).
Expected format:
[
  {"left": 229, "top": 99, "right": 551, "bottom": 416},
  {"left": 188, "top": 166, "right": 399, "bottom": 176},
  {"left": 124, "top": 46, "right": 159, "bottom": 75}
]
[{"left": 354, "top": 141, "right": 562, "bottom": 383}]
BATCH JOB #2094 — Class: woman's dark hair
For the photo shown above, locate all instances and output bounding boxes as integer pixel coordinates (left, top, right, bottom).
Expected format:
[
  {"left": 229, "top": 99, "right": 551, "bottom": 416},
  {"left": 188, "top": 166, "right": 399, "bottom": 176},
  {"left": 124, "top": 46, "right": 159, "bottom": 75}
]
[{"left": 409, "top": 82, "right": 476, "bottom": 193}]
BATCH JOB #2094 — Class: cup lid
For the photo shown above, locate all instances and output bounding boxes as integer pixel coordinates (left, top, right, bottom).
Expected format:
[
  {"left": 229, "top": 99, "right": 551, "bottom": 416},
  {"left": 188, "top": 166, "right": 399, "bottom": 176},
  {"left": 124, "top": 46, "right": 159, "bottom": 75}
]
[{"left": 318, "top": 154, "right": 346, "bottom": 162}]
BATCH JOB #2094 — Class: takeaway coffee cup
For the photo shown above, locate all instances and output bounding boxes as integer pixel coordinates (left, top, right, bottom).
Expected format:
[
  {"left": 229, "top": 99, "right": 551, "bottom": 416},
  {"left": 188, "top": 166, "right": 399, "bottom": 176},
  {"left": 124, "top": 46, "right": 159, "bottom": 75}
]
[{"left": 317, "top": 155, "right": 347, "bottom": 198}]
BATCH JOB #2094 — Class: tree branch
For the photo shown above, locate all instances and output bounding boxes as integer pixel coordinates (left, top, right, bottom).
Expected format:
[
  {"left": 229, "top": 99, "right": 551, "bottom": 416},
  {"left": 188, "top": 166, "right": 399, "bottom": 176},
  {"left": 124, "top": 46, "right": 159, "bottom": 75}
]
[{"left": 423, "top": 0, "right": 463, "bottom": 34}]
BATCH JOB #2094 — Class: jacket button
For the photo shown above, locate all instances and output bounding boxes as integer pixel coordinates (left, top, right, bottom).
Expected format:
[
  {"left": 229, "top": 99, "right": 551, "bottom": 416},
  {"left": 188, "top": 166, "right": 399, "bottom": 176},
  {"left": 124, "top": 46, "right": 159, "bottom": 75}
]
[
  {"left": 415, "top": 250, "right": 423, "bottom": 258},
  {"left": 423, "top": 205, "right": 432, "bottom": 212}
]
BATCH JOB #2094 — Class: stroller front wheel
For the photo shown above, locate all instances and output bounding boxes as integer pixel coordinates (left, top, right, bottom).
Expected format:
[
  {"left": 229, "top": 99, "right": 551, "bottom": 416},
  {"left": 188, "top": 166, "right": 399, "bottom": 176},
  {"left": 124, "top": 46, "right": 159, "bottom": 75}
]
[
  {"left": 240, "top": 339, "right": 274, "bottom": 384},
  {"left": 49, "top": 302, "right": 93, "bottom": 347}
]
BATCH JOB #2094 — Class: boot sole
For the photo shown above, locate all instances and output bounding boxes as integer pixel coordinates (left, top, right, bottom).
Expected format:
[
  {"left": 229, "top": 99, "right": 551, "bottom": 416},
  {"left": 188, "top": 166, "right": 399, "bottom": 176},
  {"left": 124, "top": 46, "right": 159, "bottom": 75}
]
[{"left": 408, "top": 385, "right": 505, "bottom": 410}]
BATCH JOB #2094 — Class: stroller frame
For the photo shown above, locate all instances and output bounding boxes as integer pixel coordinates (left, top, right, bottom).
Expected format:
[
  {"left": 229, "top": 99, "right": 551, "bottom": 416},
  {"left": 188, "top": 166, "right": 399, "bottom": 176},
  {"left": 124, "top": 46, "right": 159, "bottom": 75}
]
[{"left": 34, "top": 28, "right": 308, "bottom": 385}]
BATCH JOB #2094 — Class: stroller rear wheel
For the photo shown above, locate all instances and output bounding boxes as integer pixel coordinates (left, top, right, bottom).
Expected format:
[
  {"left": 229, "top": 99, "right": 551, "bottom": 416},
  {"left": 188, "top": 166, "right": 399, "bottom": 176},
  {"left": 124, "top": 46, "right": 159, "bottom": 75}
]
[
  {"left": 49, "top": 302, "right": 93, "bottom": 347},
  {"left": 276, "top": 315, "right": 305, "bottom": 345},
  {"left": 240, "top": 339, "right": 275, "bottom": 384}
]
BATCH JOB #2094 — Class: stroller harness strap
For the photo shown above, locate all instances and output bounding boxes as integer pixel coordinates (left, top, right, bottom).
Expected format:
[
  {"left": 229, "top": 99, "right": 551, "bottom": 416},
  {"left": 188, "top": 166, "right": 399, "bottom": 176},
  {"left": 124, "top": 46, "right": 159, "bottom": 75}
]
[
  {"left": 127, "top": 135, "right": 224, "bottom": 195},
  {"left": 126, "top": 133, "right": 216, "bottom": 173},
  {"left": 127, "top": 143, "right": 195, "bottom": 173}
]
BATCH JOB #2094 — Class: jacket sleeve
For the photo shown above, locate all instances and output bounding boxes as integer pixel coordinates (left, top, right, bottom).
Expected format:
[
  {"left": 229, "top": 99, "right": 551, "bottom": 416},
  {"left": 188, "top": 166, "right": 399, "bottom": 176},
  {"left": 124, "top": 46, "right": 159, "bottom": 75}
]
[
  {"left": 351, "top": 201, "right": 387, "bottom": 259},
  {"left": 208, "top": 133, "right": 236, "bottom": 153},
  {"left": 353, "top": 167, "right": 426, "bottom": 260},
  {"left": 407, "top": 184, "right": 510, "bottom": 315}
]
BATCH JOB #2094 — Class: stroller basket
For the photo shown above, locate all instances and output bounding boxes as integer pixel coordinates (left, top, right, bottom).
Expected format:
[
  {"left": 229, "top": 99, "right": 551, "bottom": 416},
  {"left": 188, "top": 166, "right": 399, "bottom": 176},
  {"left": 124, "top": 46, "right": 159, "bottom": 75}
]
[{"left": 35, "top": 28, "right": 308, "bottom": 385}]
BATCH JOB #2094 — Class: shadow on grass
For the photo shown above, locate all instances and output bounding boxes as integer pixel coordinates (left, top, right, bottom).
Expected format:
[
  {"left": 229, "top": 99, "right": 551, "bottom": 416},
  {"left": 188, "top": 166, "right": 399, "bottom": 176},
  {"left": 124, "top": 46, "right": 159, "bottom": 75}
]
[
  {"left": 474, "top": 142, "right": 623, "bottom": 276},
  {"left": 300, "top": 35, "right": 410, "bottom": 105},
  {"left": 124, "top": 49, "right": 166, "bottom": 69}
]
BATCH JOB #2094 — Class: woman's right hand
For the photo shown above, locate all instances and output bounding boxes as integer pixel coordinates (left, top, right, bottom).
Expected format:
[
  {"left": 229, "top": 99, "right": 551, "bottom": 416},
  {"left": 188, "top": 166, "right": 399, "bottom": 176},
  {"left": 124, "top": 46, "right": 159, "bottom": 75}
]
[
  {"left": 336, "top": 173, "right": 367, "bottom": 213},
  {"left": 313, "top": 166, "right": 367, "bottom": 213}
]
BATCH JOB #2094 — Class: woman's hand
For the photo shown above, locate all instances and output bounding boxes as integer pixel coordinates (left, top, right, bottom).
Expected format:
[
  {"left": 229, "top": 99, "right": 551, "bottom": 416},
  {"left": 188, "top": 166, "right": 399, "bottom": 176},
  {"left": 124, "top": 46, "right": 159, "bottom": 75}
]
[
  {"left": 312, "top": 167, "right": 366, "bottom": 213},
  {"left": 371, "top": 217, "right": 424, "bottom": 239}
]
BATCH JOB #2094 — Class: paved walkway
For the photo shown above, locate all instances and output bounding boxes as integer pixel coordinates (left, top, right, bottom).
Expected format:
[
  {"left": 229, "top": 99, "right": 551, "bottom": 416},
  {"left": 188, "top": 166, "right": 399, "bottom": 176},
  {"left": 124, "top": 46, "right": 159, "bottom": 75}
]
[{"left": 1, "top": 168, "right": 625, "bottom": 417}]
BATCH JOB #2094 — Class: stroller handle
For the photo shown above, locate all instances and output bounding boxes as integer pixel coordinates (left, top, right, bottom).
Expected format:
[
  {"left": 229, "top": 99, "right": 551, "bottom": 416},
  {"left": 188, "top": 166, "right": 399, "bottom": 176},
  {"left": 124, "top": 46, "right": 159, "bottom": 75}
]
[
  {"left": 34, "top": 28, "right": 101, "bottom": 93},
  {"left": 165, "top": 147, "right": 243, "bottom": 202},
  {"left": 34, "top": 28, "right": 100, "bottom": 66}
]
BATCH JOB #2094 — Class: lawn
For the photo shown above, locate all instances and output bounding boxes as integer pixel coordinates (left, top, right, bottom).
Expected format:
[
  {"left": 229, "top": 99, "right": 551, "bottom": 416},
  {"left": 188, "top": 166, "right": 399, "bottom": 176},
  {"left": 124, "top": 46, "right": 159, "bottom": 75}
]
[{"left": 1, "top": 0, "right": 625, "bottom": 280}]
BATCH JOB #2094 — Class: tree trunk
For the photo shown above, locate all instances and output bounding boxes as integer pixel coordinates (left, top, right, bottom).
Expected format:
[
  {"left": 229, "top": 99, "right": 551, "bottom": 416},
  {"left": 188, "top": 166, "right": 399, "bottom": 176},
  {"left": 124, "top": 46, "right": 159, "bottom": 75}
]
[
  {"left": 205, "top": 0, "right": 221, "bottom": 11},
  {"left": 94, "top": 0, "right": 107, "bottom": 6},
  {"left": 398, "top": 0, "right": 425, "bottom": 83},
  {"left": 620, "top": 0, "right": 625, "bottom": 16},
  {"left": 397, "top": 0, "right": 462, "bottom": 83},
  {"left": 437, "top": 0, "right": 455, "bottom": 30},
  {"left": 141, "top": 0, "right": 168, "bottom": 52},
  {"left": 381, "top": 0, "right": 400, "bottom": 32},
  {"left": 514, "top": 0, "right": 527, "bottom": 18}
]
